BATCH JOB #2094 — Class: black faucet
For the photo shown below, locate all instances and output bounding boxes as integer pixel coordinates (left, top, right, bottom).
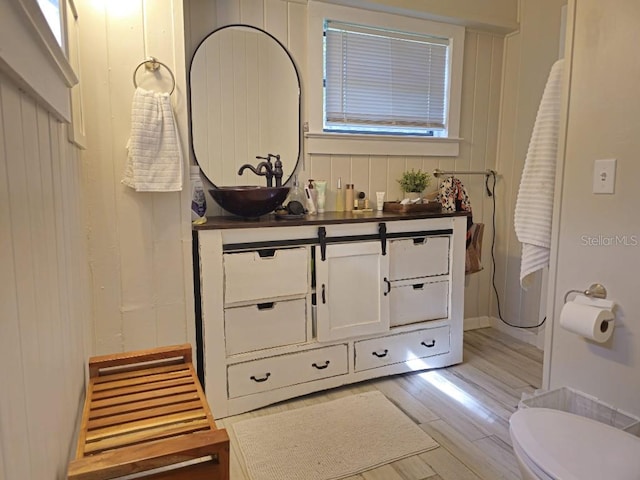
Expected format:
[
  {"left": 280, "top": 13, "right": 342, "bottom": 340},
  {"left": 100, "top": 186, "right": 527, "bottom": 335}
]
[{"left": 238, "top": 154, "right": 283, "bottom": 187}]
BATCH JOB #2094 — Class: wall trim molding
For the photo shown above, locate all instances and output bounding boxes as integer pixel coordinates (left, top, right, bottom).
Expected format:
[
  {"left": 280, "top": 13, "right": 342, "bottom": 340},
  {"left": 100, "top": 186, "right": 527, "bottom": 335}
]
[
  {"left": 488, "top": 316, "right": 544, "bottom": 349},
  {"left": 464, "top": 316, "right": 544, "bottom": 350},
  {"left": 463, "top": 316, "right": 492, "bottom": 331}
]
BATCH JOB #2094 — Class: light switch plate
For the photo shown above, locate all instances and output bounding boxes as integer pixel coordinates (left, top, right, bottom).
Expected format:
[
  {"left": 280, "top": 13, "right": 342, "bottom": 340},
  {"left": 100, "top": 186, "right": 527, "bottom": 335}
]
[{"left": 593, "top": 158, "right": 616, "bottom": 194}]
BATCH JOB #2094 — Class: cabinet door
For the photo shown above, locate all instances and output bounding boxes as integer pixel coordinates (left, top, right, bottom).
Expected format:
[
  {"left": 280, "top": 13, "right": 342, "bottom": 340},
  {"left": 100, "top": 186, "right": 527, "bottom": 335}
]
[{"left": 315, "top": 242, "right": 390, "bottom": 342}]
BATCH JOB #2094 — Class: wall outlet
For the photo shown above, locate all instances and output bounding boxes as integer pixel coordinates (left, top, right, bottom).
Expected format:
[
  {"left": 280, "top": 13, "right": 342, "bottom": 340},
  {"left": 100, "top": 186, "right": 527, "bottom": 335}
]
[{"left": 593, "top": 158, "right": 616, "bottom": 194}]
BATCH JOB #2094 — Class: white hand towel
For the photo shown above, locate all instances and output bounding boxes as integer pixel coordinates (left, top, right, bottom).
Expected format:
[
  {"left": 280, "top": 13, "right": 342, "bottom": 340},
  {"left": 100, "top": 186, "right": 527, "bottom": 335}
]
[
  {"left": 514, "top": 59, "right": 564, "bottom": 289},
  {"left": 122, "top": 88, "right": 183, "bottom": 192}
]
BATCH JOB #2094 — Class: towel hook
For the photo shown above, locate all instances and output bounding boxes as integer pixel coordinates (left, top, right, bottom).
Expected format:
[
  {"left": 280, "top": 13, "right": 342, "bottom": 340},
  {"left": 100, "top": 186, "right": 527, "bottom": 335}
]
[{"left": 132, "top": 56, "right": 176, "bottom": 95}]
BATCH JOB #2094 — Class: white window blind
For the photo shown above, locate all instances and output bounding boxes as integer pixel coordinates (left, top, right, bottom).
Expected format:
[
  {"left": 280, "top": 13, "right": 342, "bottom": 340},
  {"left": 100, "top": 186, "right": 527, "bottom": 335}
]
[{"left": 324, "top": 21, "right": 449, "bottom": 135}]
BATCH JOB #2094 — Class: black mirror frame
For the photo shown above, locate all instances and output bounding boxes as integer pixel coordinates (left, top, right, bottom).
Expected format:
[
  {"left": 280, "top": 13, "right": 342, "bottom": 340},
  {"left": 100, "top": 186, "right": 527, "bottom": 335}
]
[{"left": 188, "top": 24, "right": 302, "bottom": 188}]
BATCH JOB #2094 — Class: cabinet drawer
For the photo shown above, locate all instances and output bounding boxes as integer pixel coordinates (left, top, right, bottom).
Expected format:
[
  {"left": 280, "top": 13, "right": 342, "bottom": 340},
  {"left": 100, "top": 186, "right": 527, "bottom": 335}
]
[
  {"left": 354, "top": 326, "right": 450, "bottom": 372},
  {"left": 390, "top": 280, "right": 448, "bottom": 327},
  {"left": 223, "top": 247, "right": 308, "bottom": 304},
  {"left": 227, "top": 344, "right": 348, "bottom": 398},
  {"left": 389, "top": 236, "right": 450, "bottom": 280},
  {"left": 225, "top": 299, "right": 307, "bottom": 356}
]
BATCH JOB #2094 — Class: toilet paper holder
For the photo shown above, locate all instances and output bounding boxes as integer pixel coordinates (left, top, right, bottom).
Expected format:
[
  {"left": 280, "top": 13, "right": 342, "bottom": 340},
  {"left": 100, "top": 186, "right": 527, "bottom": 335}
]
[{"left": 563, "top": 283, "right": 607, "bottom": 304}]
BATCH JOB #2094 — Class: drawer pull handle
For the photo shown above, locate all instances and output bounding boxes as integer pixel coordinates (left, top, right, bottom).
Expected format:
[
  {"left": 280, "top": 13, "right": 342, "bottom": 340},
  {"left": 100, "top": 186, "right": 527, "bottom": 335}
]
[
  {"left": 250, "top": 373, "right": 271, "bottom": 383},
  {"left": 258, "top": 249, "right": 276, "bottom": 258},
  {"left": 421, "top": 340, "right": 436, "bottom": 348},
  {"left": 412, "top": 283, "right": 425, "bottom": 290},
  {"left": 322, "top": 284, "right": 326, "bottom": 304},
  {"left": 257, "top": 302, "right": 275, "bottom": 310},
  {"left": 312, "top": 361, "right": 330, "bottom": 370},
  {"left": 413, "top": 237, "right": 427, "bottom": 245},
  {"left": 383, "top": 277, "right": 391, "bottom": 296},
  {"left": 372, "top": 349, "right": 389, "bottom": 358}
]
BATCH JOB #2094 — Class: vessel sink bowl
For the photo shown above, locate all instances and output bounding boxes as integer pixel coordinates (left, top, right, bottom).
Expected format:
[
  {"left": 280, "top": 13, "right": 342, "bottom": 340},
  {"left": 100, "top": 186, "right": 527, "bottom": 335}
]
[{"left": 209, "top": 186, "right": 289, "bottom": 218}]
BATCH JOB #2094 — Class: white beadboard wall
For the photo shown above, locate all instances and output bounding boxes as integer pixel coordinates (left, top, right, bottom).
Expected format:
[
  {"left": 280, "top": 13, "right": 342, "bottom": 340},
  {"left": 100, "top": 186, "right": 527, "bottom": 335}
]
[
  {"left": 187, "top": 0, "right": 505, "bottom": 323},
  {"left": 0, "top": 73, "right": 90, "bottom": 479},
  {"left": 492, "top": 0, "right": 566, "bottom": 344},
  {"left": 77, "top": 0, "right": 195, "bottom": 354}
]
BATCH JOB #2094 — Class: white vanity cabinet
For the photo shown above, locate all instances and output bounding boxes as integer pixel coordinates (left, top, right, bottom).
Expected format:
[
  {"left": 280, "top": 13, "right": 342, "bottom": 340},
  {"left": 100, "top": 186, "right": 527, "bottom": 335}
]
[{"left": 196, "top": 214, "right": 466, "bottom": 418}]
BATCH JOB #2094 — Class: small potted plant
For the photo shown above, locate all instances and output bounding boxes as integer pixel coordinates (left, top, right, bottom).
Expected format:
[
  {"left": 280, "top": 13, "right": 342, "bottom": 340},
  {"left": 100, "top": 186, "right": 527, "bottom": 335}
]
[{"left": 398, "top": 169, "right": 431, "bottom": 202}]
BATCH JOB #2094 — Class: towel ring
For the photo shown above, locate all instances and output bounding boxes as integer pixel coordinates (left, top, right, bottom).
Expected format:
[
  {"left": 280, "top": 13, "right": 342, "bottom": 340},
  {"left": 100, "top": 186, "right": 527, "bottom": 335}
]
[{"left": 132, "top": 57, "right": 175, "bottom": 95}]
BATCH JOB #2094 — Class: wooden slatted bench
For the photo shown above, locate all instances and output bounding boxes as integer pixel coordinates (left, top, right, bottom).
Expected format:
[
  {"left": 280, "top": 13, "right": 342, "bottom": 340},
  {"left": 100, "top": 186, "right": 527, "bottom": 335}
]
[{"left": 67, "top": 344, "right": 229, "bottom": 480}]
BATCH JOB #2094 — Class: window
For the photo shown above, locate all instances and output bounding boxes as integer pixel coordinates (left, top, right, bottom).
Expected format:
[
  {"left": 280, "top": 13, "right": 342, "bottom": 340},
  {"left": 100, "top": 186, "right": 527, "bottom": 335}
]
[
  {"left": 307, "top": 1, "right": 464, "bottom": 156},
  {"left": 324, "top": 21, "right": 449, "bottom": 137},
  {"left": 37, "top": 0, "right": 62, "bottom": 46}
]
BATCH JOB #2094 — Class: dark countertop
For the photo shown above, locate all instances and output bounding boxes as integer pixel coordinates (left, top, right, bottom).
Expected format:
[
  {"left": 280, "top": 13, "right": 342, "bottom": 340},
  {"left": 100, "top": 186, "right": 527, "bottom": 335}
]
[{"left": 193, "top": 209, "right": 469, "bottom": 230}]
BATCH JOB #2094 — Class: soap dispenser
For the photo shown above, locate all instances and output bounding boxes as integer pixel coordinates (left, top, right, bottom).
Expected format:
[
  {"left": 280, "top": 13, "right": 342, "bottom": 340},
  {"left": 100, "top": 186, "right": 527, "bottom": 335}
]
[{"left": 285, "top": 174, "right": 306, "bottom": 213}]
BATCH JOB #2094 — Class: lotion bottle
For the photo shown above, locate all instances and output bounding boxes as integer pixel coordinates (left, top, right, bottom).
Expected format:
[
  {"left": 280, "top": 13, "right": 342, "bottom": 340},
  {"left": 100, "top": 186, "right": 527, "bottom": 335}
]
[
  {"left": 335, "top": 177, "right": 344, "bottom": 212},
  {"left": 307, "top": 179, "right": 318, "bottom": 207},
  {"left": 315, "top": 180, "right": 327, "bottom": 213},
  {"left": 304, "top": 185, "right": 317, "bottom": 214}
]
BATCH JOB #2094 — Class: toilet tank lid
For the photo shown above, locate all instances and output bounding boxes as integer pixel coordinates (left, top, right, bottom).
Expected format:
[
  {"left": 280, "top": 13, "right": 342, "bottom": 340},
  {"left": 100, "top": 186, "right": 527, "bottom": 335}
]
[{"left": 510, "top": 408, "right": 640, "bottom": 480}]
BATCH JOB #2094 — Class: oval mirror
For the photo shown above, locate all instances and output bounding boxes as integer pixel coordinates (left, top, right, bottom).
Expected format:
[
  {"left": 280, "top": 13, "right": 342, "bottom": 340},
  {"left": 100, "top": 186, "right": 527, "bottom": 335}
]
[{"left": 189, "top": 25, "right": 301, "bottom": 188}]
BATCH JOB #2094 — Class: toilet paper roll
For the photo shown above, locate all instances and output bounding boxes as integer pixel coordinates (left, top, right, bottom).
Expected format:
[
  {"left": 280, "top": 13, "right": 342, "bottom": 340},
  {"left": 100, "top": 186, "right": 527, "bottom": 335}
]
[{"left": 559, "top": 301, "right": 614, "bottom": 342}]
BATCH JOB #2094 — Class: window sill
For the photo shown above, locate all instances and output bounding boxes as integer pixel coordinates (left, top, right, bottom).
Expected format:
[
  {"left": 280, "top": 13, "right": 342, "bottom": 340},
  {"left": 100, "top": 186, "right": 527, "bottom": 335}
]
[{"left": 305, "top": 132, "right": 461, "bottom": 157}]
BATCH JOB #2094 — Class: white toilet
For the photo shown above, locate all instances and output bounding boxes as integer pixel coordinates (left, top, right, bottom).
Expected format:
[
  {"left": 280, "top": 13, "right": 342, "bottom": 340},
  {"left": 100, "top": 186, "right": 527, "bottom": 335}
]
[{"left": 509, "top": 407, "right": 640, "bottom": 480}]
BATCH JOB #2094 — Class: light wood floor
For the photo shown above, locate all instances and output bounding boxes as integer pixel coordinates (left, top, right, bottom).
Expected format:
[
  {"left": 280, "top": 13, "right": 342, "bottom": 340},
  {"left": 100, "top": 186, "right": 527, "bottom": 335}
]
[{"left": 216, "top": 327, "right": 543, "bottom": 480}]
